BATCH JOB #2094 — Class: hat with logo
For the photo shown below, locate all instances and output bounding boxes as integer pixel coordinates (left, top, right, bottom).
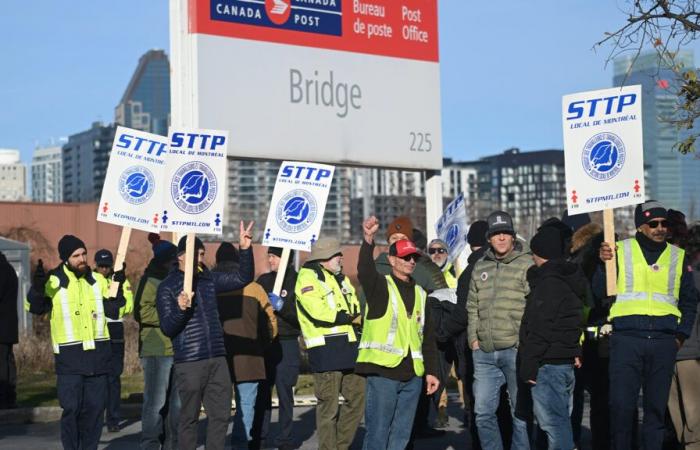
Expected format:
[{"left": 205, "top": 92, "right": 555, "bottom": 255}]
[
  {"left": 389, "top": 239, "right": 421, "bottom": 258},
  {"left": 308, "top": 237, "right": 342, "bottom": 262},
  {"left": 58, "top": 235, "right": 87, "bottom": 261},
  {"left": 94, "top": 249, "right": 114, "bottom": 267},
  {"left": 386, "top": 216, "right": 414, "bottom": 242},
  {"left": 634, "top": 200, "right": 667, "bottom": 228},
  {"left": 486, "top": 211, "right": 515, "bottom": 238}
]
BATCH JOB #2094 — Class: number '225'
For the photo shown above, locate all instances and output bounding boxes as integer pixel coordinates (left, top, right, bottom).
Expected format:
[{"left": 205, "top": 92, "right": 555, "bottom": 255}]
[{"left": 410, "top": 132, "right": 432, "bottom": 152}]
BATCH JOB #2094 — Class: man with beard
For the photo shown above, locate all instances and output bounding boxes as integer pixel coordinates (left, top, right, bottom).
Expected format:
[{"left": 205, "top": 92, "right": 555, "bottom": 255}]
[
  {"left": 157, "top": 222, "right": 255, "bottom": 450},
  {"left": 599, "top": 201, "right": 699, "bottom": 450},
  {"left": 25, "top": 235, "right": 127, "bottom": 450}
]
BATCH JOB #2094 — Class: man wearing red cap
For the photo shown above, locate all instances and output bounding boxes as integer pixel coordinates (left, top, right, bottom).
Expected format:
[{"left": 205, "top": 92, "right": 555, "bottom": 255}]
[{"left": 356, "top": 216, "right": 440, "bottom": 450}]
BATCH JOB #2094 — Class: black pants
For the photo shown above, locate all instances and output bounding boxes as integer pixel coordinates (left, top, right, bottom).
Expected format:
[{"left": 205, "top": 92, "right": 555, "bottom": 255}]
[
  {"left": 263, "top": 338, "right": 301, "bottom": 446},
  {"left": 57, "top": 372, "right": 108, "bottom": 450},
  {"left": 571, "top": 338, "right": 610, "bottom": 449},
  {"left": 610, "top": 334, "right": 677, "bottom": 450},
  {"left": 0, "top": 343, "right": 17, "bottom": 409},
  {"left": 106, "top": 341, "right": 124, "bottom": 427},
  {"left": 175, "top": 357, "right": 232, "bottom": 450}
]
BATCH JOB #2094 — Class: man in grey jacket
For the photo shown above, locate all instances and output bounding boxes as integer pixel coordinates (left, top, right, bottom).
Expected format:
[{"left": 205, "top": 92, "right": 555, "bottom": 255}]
[{"left": 467, "top": 211, "right": 532, "bottom": 450}]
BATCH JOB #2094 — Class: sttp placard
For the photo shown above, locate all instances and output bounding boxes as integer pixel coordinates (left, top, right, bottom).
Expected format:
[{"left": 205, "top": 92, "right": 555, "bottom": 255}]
[
  {"left": 171, "top": 0, "right": 442, "bottom": 170},
  {"left": 262, "top": 161, "right": 335, "bottom": 252},
  {"left": 435, "top": 193, "right": 468, "bottom": 264},
  {"left": 159, "top": 127, "right": 228, "bottom": 234},
  {"left": 562, "top": 85, "right": 645, "bottom": 215},
  {"left": 97, "top": 127, "right": 169, "bottom": 232}
]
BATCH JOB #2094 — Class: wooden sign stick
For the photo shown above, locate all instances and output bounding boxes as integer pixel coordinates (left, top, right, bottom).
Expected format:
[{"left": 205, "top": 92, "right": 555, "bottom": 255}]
[
  {"left": 272, "top": 248, "right": 291, "bottom": 296},
  {"left": 109, "top": 226, "right": 132, "bottom": 297},
  {"left": 603, "top": 209, "right": 617, "bottom": 297},
  {"left": 183, "top": 233, "right": 195, "bottom": 304}
]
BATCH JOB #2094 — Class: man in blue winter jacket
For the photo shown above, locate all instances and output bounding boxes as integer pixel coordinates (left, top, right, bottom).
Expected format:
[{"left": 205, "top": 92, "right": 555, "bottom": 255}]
[{"left": 157, "top": 221, "right": 255, "bottom": 450}]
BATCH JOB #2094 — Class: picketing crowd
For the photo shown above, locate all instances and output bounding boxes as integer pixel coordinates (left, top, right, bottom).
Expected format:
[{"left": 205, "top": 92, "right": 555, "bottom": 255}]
[{"left": 1, "top": 200, "right": 700, "bottom": 450}]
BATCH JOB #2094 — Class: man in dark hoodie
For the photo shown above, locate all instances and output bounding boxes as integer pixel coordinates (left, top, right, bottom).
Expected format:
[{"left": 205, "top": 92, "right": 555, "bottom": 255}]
[
  {"left": 599, "top": 201, "right": 699, "bottom": 450},
  {"left": 257, "top": 247, "right": 301, "bottom": 450},
  {"left": 157, "top": 222, "right": 255, "bottom": 450},
  {"left": 135, "top": 234, "right": 180, "bottom": 450},
  {"left": 519, "top": 227, "right": 586, "bottom": 449}
]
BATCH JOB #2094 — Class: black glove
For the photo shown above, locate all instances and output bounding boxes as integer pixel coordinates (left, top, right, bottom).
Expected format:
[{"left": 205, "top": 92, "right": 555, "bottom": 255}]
[
  {"left": 33, "top": 259, "right": 48, "bottom": 289},
  {"left": 113, "top": 263, "right": 126, "bottom": 283}
]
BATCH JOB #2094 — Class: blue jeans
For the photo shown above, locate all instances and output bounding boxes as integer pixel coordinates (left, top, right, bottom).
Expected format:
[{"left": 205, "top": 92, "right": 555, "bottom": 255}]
[
  {"left": 232, "top": 381, "right": 259, "bottom": 446},
  {"left": 363, "top": 375, "right": 422, "bottom": 450},
  {"left": 532, "top": 364, "right": 575, "bottom": 450},
  {"left": 140, "top": 356, "right": 180, "bottom": 450},
  {"left": 473, "top": 347, "right": 530, "bottom": 450}
]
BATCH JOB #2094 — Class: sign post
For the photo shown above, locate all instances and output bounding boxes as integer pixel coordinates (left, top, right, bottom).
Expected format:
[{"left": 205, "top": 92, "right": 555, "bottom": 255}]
[
  {"left": 97, "top": 127, "right": 170, "bottom": 295},
  {"left": 562, "top": 85, "right": 645, "bottom": 296},
  {"left": 161, "top": 127, "right": 229, "bottom": 295}
]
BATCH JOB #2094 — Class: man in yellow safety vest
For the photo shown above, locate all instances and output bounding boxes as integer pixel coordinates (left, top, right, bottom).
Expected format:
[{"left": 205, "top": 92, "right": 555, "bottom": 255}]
[
  {"left": 599, "top": 201, "right": 699, "bottom": 450},
  {"left": 356, "top": 216, "right": 440, "bottom": 450}
]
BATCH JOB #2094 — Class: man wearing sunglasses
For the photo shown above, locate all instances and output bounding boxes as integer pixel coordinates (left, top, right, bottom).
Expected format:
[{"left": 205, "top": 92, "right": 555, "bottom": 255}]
[
  {"left": 599, "top": 200, "right": 699, "bottom": 450},
  {"left": 356, "top": 216, "right": 440, "bottom": 450},
  {"left": 428, "top": 239, "right": 458, "bottom": 289}
]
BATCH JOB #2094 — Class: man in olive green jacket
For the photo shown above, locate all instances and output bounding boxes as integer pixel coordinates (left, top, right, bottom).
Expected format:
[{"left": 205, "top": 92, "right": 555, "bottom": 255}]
[
  {"left": 135, "top": 235, "right": 180, "bottom": 450},
  {"left": 467, "top": 211, "right": 532, "bottom": 450}
]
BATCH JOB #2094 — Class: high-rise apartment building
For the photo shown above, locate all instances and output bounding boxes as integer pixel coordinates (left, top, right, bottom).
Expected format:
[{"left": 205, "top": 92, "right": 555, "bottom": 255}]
[
  {"left": 614, "top": 50, "right": 700, "bottom": 219},
  {"left": 31, "top": 146, "right": 63, "bottom": 202},
  {"left": 115, "top": 49, "right": 170, "bottom": 136},
  {"left": 0, "top": 149, "right": 27, "bottom": 201},
  {"left": 62, "top": 122, "right": 116, "bottom": 203}
]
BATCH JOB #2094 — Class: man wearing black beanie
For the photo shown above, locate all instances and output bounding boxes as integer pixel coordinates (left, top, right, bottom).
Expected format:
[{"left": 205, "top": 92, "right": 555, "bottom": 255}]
[
  {"left": 598, "top": 200, "right": 699, "bottom": 450},
  {"left": 25, "top": 234, "right": 127, "bottom": 449},
  {"left": 519, "top": 227, "right": 586, "bottom": 448}
]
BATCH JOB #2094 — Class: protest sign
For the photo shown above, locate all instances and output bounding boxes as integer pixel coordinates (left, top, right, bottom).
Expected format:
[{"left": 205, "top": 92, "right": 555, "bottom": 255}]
[
  {"left": 97, "top": 126, "right": 168, "bottom": 231},
  {"left": 262, "top": 161, "right": 335, "bottom": 253},
  {"left": 563, "top": 85, "right": 645, "bottom": 294},
  {"left": 435, "top": 192, "right": 469, "bottom": 264},
  {"left": 160, "top": 127, "right": 229, "bottom": 235}
]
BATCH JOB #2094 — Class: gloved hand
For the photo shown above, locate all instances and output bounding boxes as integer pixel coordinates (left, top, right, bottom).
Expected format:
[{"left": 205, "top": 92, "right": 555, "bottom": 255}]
[
  {"left": 33, "top": 259, "right": 48, "bottom": 289},
  {"left": 599, "top": 323, "right": 613, "bottom": 336},
  {"left": 268, "top": 292, "right": 285, "bottom": 311},
  {"left": 113, "top": 263, "right": 126, "bottom": 283}
]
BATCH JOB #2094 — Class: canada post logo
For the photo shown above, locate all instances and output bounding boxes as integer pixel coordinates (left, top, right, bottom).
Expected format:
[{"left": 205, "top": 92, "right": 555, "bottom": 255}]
[
  {"left": 212, "top": 0, "right": 342, "bottom": 36},
  {"left": 276, "top": 189, "right": 317, "bottom": 233},
  {"left": 171, "top": 161, "right": 218, "bottom": 214},
  {"left": 581, "top": 132, "right": 626, "bottom": 181}
]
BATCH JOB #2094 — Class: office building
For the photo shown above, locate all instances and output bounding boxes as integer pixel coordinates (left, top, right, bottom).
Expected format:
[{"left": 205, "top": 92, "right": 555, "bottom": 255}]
[
  {"left": 0, "top": 149, "right": 27, "bottom": 201},
  {"left": 31, "top": 146, "right": 63, "bottom": 202},
  {"left": 62, "top": 122, "right": 116, "bottom": 203},
  {"left": 115, "top": 49, "right": 170, "bottom": 136}
]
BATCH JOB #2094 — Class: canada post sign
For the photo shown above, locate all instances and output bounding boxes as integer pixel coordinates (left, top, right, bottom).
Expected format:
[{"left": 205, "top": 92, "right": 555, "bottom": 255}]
[
  {"left": 562, "top": 85, "right": 645, "bottom": 215},
  {"left": 263, "top": 161, "right": 335, "bottom": 252},
  {"left": 174, "top": 0, "right": 442, "bottom": 170},
  {"left": 212, "top": 0, "right": 342, "bottom": 36},
  {"left": 160, "top": 127, "right": 229, "bottom": 235}
]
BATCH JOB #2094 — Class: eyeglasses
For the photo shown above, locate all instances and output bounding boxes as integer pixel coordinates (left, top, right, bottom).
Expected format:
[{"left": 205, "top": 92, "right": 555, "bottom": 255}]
[
  {"left": 428, "top": 248, "right": 447, "bottom": 255},
  {"left": 399, "top": 254, "right": 419, "bottom": 262},
  {"left": 647, "top": 220, "right": 669, "bottom": 229}
]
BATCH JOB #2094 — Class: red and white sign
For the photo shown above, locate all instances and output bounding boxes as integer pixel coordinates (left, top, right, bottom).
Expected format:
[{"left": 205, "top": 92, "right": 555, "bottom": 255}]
[{"left": 171, "top": 0, "right": 442, "bottom": 169}]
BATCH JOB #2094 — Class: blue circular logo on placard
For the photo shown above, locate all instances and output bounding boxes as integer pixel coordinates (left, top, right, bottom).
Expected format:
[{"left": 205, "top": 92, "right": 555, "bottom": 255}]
[
  {"left": 276, "top": 190, "right": 317, "bottom": 233},
  {"left": 582, "top": 132, "right": 626, "bottom": 181},
  {"left": 171, "top": 161, "right": 217, "bottom": 214},
  {"left": 119, "top": 166, "right": 155, "bottom": 205},
  {"left": 446, "top": 224, "right": 460, "bottom": 248}
]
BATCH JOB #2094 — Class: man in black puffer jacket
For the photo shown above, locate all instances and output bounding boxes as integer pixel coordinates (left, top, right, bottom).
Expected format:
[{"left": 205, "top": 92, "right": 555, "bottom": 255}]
[
  {"left": 519, "top": 226, "right": 586, "bottom": 449},
  {"left": 157, "top": 222, "right": 255, "bottom": 450}
]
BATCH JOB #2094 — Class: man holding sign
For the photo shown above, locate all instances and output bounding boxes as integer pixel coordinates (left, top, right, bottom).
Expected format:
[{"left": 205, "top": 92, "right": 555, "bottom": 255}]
[
  {"left": 156, "top": 221, "right": 255, "bottom": 450},
  {"left": 598, "top": 201, "right": 699, "bottom": 450}
]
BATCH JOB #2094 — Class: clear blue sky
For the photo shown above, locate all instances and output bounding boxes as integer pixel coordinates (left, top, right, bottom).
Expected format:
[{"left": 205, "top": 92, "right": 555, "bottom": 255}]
[{"left": 1, "top": 1, "right": 698, "bottom": 165}]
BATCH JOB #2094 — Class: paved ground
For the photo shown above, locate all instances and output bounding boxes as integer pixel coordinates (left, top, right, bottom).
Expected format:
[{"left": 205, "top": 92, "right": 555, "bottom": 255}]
[{"left": 0, "top": 393, "right": 591, "bottom": 449}]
